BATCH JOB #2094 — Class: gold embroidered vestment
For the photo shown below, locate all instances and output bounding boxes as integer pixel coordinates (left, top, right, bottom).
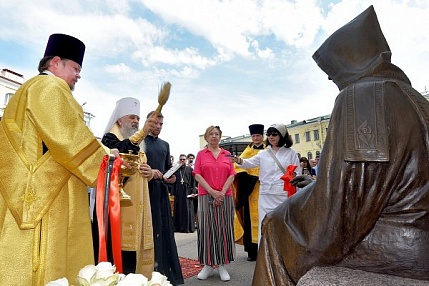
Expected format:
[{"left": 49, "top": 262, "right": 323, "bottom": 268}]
[{"left": 0, "top": 75, "right": 107, "bottom": 285}]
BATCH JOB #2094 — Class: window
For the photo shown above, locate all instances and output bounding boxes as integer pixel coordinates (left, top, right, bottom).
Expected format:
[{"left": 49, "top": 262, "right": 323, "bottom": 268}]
[
  {"left": 307, "top": 152, "right": 312, "bottom": 159},
  {"left": 294, "top": 134, "right": 300, "bottom": 143},
  {"left": 4, "top": 93, "right": 13, "bottom": 105},
  {"left": 313, "top": 129, "right": 319, "bottom": 140},
  {"left": 305, "top": 131, "right": 311, "bottom": 142}
]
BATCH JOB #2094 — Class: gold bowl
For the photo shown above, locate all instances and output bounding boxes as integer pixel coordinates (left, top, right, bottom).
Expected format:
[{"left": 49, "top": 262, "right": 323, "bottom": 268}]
[{"left": 119, "top": 151, "right": 140, "bottom": 203}]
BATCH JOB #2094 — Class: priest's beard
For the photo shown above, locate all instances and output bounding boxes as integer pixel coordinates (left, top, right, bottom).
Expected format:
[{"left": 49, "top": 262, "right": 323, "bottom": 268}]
[{"left": 121, "top": 122, "right": 139, "bottom": 139}]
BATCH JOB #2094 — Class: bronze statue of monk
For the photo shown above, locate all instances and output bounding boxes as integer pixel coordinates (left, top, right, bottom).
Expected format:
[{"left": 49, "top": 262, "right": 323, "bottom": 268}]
[{"left": 252, "top": 5, "right": 429, "bottom": 285}]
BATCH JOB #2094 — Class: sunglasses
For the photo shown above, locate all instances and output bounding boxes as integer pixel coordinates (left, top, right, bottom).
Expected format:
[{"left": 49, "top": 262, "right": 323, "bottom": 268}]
[
  {"left": 266, "top": 132, "right": 279, "bottom": 137},
  {"left": 180, "top": 159, "right": 186, "bottom": 161}
]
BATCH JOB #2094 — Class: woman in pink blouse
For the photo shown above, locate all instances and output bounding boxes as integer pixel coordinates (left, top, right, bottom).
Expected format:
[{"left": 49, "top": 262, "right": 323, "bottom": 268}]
[{"left": 192, "top": 125, "right": 236, "bottom": 282}]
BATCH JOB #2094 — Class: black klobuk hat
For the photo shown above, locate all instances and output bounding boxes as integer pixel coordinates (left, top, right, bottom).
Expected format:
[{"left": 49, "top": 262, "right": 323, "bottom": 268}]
[
  {"left": 44, "top": 33, "right": 85, "bottom": 66},
  {"left": 248, "top": 124, "right": 264, "bottom": 135}
]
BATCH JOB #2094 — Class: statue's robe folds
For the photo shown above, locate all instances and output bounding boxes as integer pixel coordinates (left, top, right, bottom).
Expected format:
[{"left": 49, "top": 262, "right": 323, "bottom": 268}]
[
  {"left": 253, "top": 6, "right": 429, "bottom": 286},
  {"left": 102, "top": 125, "right": 154, "bottom": 278},
  {"left": 0, "top": 75, "right": 107, "bottom": 285}
]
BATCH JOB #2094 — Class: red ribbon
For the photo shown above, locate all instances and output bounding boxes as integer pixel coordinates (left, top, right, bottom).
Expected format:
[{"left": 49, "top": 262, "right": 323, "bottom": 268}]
[
  {"left": 96, "top": 155, "right": 123, "bottom": 273},
  {"left": 280, "top": 165, "right": 298, "bottom": 197}
]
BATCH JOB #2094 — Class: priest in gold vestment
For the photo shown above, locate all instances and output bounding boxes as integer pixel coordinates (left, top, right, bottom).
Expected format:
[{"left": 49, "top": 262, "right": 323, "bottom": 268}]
[
  {"left": 100, "top": 97, "right": 155, "bottom": 278},
  {"left": 233, "top": 124, "right": 265, "bottom": 262},
  {"left": 0, "top": 34, "right": 117, "bottom": 285}
]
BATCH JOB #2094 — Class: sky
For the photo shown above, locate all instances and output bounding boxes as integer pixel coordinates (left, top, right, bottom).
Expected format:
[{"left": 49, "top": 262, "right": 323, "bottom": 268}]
[{"left": 1, "top": 0, "right": 428, "bottom": 159}]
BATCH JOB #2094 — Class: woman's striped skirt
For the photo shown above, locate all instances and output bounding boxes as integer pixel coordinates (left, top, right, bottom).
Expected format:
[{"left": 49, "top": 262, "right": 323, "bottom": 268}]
[{"left": 197, "top": 194, "right": 236, "bottom": 266}]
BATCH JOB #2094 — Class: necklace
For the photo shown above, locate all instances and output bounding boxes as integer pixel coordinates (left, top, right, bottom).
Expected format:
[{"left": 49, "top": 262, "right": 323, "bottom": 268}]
[{"left": 179, "top": 167, "right": 185, "bottom": 184}]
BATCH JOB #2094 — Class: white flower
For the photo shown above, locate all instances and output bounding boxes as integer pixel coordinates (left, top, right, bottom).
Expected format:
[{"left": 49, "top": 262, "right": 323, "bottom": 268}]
[
  {"left": 90, "top": 282, "right": 108, "bottom": 286},
  {"left": 47, "top": 262, "right": 171, "bottom": 286},
  {"left": 75, "top": 262, "right": 118, "bottom": 286},
  {"left": 94, "top": 262, "right": 116, "bottom": 280},
  {"left": 148, "top": 272, "right": 172, "bottom": 286},
  {"left": 90, "top": 280, "right": 118, "bottom": 286},
  {"left": 93, "top": 274, "right": 119, "bottom": 286},
  {"left": 45, "top": 277, "right": 69, "bottom": 286},
  {"left": 76, "top": 264, "right": 97, "bottom": 285},
  {"left": 117, "top": 273, "right": 148, "bottom": 286}
]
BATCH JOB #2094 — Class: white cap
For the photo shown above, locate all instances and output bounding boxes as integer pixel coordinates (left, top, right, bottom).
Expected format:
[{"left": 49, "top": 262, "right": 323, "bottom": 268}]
[
  {"left": 270, "top": 123, "right": 288, "bottom": 137},
  {"left": 104, "top": 97, "right": 140, "bottom": 134}
]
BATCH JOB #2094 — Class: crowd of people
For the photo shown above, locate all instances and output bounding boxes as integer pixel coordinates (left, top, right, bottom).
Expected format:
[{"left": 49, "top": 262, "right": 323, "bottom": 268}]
[{"left": 1, "top": 5, "right": 428, "bottom": 286}]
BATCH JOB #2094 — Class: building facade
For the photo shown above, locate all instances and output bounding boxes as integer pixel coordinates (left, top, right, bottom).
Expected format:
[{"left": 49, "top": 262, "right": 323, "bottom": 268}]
[
  {"left": 0, "top": 69, "right": 25, "bottom": 119},
  {"left": 287, "top": 115, "right": 330, "bottom": 159}
]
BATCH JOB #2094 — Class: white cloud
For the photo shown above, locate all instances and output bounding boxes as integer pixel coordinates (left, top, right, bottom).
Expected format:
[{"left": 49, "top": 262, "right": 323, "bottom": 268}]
[{"left": 105, "top": 63, "right": 132, "bottom": 74}]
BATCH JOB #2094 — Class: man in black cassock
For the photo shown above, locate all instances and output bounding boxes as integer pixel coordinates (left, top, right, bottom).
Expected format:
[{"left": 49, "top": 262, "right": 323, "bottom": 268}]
[
  {"left": 144, "top": 111, "right": 184, "bottom": 285},
  {"left": 171, "top": 154, "right": 196, "bottom": 233}
]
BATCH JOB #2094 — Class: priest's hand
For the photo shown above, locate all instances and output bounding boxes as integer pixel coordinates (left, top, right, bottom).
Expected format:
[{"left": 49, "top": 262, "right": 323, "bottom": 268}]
[
  {"left": 138, "top": 163, "right": 152, "bottom": 178},
  {"left": 164, "top": 175, "right": 176, "bottom": 184},
  {"left": 110, "top": 148, "right": 131, "bottom": 168},
  {"left": 290, "top": 175, "right": 313, "bottom": 188},
  {"left": 152, "top": 169, "right": 163, "bottom": 180},
  {"left": 143, "top": 115, "right": 156, "bottom": 135}
]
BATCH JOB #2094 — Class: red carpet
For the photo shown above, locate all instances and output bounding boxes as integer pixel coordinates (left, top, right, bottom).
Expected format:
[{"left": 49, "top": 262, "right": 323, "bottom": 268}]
[{"left": 179, "top": 257, "right": 203, "bottom": 279}]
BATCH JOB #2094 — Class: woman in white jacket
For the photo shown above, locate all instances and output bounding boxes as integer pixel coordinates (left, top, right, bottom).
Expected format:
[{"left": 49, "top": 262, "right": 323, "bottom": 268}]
[{"left": 233, "top": 123, "right": 301, "bottom": 244}]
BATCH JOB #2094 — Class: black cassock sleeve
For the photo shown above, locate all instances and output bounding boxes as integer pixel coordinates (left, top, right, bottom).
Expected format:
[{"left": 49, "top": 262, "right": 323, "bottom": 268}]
[{"left": 101, "top": 132, "right": 140, "bottom": 154}]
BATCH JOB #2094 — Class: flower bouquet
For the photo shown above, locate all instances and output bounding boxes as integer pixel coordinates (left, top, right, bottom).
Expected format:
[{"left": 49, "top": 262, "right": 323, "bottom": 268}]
[{"left": 46, "top": 262, "right": 172, "bottom": 286}]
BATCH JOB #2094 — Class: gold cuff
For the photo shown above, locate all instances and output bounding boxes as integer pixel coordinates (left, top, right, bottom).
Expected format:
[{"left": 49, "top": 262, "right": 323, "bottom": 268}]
[{"left": 129, "top": 129, "right": 146, "bottom": 144}]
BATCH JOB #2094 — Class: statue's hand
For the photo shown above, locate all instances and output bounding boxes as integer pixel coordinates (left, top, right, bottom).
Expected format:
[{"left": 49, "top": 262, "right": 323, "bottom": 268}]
[{"left": 290, "top": 175, "right": 313, "bottom": 188}]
